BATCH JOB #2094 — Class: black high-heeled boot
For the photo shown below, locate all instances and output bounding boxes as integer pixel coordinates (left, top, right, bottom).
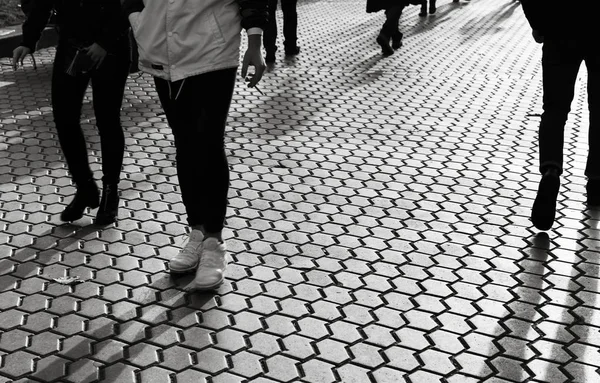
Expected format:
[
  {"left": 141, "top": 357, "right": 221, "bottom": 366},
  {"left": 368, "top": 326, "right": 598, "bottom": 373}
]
[
  {"left": 60, "top": 179, "right": 100, "bottom": 222},
  {"left": 95, "top": 183, "right": 119, "bottom": 225},
  {"left": 376, "top": 33, "right": 394, "bottom": 56},
  {"left": 391, "top": 31, "right": 403, "bottom": 50}
]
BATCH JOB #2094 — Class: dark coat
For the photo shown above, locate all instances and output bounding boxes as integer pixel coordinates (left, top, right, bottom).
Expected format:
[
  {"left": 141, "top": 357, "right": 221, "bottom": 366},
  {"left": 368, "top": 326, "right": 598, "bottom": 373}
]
[
  {"left": 366, "top": 0, "right": 421, "bottom": 13},
  {"left": 521, "top": 0, "right": 597, "bottom": 39},
  {"left": 21, "top": 0, "right": 129, "bottom": 53}
]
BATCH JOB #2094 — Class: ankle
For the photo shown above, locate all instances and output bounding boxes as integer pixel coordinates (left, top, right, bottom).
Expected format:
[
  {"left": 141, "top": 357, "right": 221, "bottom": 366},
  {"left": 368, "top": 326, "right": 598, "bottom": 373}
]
[{"left": 543, "top": 167, "right": 560, "bottom": 178}]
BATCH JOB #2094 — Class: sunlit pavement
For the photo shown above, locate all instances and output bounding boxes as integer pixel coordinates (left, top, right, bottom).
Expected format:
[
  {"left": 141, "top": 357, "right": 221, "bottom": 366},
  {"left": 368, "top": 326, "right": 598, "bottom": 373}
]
[{"left": 0, "top": 0, "right": 599, "bottom": 382}]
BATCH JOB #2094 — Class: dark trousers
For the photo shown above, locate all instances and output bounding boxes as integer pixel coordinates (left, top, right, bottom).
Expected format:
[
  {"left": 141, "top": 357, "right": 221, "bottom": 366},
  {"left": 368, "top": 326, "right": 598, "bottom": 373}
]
[
  {"left": 154, "top": 68, "right": 237, "bottom": 233},
  {"left": 381, "top": 5, "right": 405, "bottom": 38},
  {"left": 51, "top": 45, "right": 130, "bottom": 186},
  {"left": 264, "top": 0, "right": 298, "bottom": 54},
  {"left": 540, "top": 37, "right": 600, "bottom": 179}
]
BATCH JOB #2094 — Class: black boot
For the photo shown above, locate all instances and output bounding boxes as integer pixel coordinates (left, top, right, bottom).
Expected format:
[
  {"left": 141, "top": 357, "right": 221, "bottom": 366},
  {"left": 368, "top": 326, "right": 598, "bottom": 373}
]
[
  {"left": 60, "top": 179, "right": 100, "bottom": 222},
  {"left": 587, "top": 179, "right": 600, "bottom": 207},
  {"left": 429, "top": 0, "right": 437, "bottom": 14},
  {"left": 95, "top": 183, "right": 119, "bottom": 225},
  {"left": 376, "top": 33, "right": 394, "bottom": 56},
  {"left": 531, "top": 168, "right": 560, "bottom": 231},
  {"left": 392, "top": 31, "right": 403, "bottom": 49}
]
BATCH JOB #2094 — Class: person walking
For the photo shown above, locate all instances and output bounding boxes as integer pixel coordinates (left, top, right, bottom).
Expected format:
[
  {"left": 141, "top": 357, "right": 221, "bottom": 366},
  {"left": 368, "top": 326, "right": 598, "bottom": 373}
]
[
  {"left": 521, "top": 0, "right": 600, "bottom": 230},
  {"left": 367, "top": 0, "right": 423, "bottom": 55},
  {"left": 263, "top": 0, "right": 300, "bottom": 63},
  {"left": 13, "top": 0, "right": 131, "bottom": 226},
  {"left": 123, "top": 0, "right": 268, "bottom": 291},
  {"left": 419, "top": 0, "right": 436, "bottom": 16}
]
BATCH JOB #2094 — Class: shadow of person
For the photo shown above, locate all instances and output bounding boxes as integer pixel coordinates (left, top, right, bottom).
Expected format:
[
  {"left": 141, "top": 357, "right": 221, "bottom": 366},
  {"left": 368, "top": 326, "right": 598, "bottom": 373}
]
[
  {"left": 457, "top": 0, "right": 521, "bottom": 37},
  {"left": 561, "top": 207, "right": 600, "bottom": 381},
  {"left": 480, "top": 232, "right": 551, "bottom": 381},
  {"left": 24, "top": 266, "right": 228, "bottom": 381}
]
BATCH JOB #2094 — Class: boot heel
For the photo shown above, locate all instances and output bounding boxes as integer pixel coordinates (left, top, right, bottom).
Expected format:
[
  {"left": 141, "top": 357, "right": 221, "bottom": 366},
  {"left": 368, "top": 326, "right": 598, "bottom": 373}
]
[
  {"left": 60, "top": 179, "right": 100, "bottom": 222},
  {"left": 376, "top": 34, "right": 394, "bottom": 56},
  {"left": 95, "top": 183, "right": 119, "bottom": 225}
]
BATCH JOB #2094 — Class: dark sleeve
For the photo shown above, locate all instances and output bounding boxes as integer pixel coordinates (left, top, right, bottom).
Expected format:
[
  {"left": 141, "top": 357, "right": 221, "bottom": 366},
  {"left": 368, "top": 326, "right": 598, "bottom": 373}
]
[
  {"left": 122, "top": 0, "right": 145, "bottom": 20},
  {"left": 95, "top": 1, "right": 130, "bottom": 52},
  {"left": 520, "top": 0, "right": 545, "bottom": 33},
  {"left": 238, "top": 0, "right": 269, "bottom": 30},
  {"left": 20, "top": 0, "right": 55, "bottom": 52}
]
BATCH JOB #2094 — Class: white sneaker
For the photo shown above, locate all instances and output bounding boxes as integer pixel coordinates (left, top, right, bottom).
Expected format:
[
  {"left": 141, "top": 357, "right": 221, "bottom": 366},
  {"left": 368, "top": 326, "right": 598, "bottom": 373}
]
[
  {"left": 169, "top": 229, "right": 204, "bottom": 273},
  {"left": 186, "top": 237, "right": 228, "bottom": 291}
]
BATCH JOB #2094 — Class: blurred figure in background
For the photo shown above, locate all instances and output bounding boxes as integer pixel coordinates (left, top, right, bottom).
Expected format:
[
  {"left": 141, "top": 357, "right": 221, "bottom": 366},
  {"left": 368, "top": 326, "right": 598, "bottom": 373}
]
[
  {"left": 419, "top": 0, "right": 436, "bottom": 16},
  {"left": 264, "top": 0, "right": 300, "bottom": 63},
  {"left": 367, "top": 0, "right": 423, "bottom": 55},
  {"left": 367, "top": 0, "right": 405, "bottom": 55}
]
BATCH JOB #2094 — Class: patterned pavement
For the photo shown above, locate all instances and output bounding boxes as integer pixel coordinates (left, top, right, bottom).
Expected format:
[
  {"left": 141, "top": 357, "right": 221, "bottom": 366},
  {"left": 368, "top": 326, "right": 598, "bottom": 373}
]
[{"left": 1, "top": 0, "right": 599, "bottom": 382}]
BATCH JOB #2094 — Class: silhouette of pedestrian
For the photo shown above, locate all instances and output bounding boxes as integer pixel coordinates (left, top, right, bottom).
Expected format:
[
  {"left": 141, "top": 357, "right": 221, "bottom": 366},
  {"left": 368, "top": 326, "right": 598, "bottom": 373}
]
[
  {"left": 13, "top": 0, "right": 131, "bottom": 225},
  {"left": 419, "top": 0, "right": 436, "bottom": 16},
  {"left": 522, "top": 0, "right": 600, "bottom": 230},
  {"left": 367, "top": 0, "right": 407, "bottom": 55},
  {"left": 264, "top": 0, "right": 300, "bottom": 63}
]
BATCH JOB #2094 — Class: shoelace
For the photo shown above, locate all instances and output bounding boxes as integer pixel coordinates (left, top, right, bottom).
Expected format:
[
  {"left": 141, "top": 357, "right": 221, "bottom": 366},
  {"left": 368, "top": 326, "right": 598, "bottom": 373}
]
[{"left": 178, "top": 234, "right": 203, "bottom": 259}]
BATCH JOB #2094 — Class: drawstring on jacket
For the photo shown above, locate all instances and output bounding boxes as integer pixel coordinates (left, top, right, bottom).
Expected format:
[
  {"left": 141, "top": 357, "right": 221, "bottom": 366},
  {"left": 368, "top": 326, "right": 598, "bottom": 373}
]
[{"left": 167, "top": 78, "right": 186, "bottom": 101}]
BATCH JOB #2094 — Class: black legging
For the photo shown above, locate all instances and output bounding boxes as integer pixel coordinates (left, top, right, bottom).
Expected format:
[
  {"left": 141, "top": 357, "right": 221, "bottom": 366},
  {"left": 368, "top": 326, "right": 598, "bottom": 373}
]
[
  {"left": 154, "top": 68, "right": 237, "bottom": 233},
  {"left": 51, "top": 45, "right": 130, "bottom": 186},
  {"left": 381, "top": 5, "right": 405, "bottom": 38},
  {"left": 263, "top": 0, "right": 298, "bottom": 54}
]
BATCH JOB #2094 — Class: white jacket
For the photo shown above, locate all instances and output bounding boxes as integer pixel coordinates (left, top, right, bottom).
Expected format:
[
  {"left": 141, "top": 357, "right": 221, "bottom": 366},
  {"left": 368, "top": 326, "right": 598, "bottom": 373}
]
[{"left": 128, "top": 0, "right": 258, "bottom": 82}]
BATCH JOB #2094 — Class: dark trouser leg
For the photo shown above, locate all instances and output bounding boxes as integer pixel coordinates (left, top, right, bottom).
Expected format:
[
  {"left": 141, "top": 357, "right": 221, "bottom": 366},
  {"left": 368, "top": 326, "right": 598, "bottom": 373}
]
[
  {"left": 539, "top": 38, "right": 583, "bottom": 176},
  {"left": 429, "top": 0, "right": 437, "bottom": 12},
  {"left": 281, "top": 0, "right": 298, "bottom": 51},
  {"left": 154, "top": 68, "right": 237, "bottom": 233},
  {"left": 382, "top": 5, "right": 404, "bottom": 38},
  {"left": 584, "top": 40, "right": 600, "bottom": 179},
  {"left": 263, "top": 0, "right": 279, "bottom": 55},
  {"left": 90, "top": 53, "right": 130, "bottom": 185},
  {"left": 51, "top": 46, "right": 93, "bottom": 186},
  {"left": 419, "top": 1, "right": 427, "bottom": 15}
]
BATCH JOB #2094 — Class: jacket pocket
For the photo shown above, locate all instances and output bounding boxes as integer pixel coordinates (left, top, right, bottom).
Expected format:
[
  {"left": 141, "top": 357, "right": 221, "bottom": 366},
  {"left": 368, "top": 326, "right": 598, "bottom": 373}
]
[
  {"left": 129, "top": 11, "right": 153, "bottom": 68},
  {"left": 207, "top": 11, "right": 226, "bottom": 45}
]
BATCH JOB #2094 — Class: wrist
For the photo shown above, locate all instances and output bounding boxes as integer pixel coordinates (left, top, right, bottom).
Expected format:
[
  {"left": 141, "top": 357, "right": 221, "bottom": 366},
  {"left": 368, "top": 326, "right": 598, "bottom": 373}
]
[{"left": 247, "top": 34, "right": 262, "bottom": 48}]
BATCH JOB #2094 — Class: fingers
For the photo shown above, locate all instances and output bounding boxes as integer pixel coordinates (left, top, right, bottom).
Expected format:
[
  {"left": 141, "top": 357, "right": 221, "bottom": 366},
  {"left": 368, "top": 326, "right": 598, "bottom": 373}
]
[
  {"left": 251, "top": 61, "right": 266, "bottom": 87},
  {"left": 248, "top": 63, "right": 265, "bottom": 88},
  {"left": 12, "top": 53, "right": 19, "bottom": 70},
  {"left": 241, "top": 56, "right": 249, "bottom": 78},
  {"left": 12, "top": 49, "right": 25, "bottom": 70}
]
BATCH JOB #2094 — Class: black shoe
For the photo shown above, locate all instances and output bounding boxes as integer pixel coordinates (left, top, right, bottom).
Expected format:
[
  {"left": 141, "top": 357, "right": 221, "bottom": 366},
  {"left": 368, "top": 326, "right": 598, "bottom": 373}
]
[
  {"left": 95, "top": 183, "right": 119, "bottom": 225},
  {"left": 391, "top": 31, "right": 403, "bottom": 50},
  {"left": 429, "top": 5, "right": 437, "bottom": 13},
  {"left": 265, "top": 51, "right": 276, "bottom": 64},
  {"left": 531, "top": 168, "right": 560, "bottom": 231},
  {"left": 376, "top": 33, "right": 394, "bottom": 56},
  {"left": 587, "top": 179, "right": 600, "bottom": 207},
  {"left": 60, "top": 179, "right": 100, "bottom": 222},
  {"left": 419, "top": 5, "right": 427, "bottom": 16},
  {"left": 284, "top": 46, "right": 300, "bottom": 56}
]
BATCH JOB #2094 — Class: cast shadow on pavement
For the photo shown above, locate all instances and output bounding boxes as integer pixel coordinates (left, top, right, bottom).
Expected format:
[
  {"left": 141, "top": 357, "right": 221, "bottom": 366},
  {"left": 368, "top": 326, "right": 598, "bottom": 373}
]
[{"left": 1, "top": 222, "right": 221, "bottom": 381}]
